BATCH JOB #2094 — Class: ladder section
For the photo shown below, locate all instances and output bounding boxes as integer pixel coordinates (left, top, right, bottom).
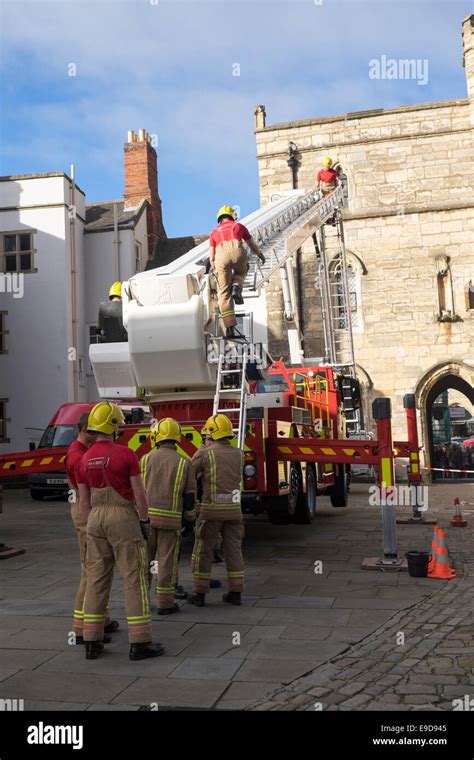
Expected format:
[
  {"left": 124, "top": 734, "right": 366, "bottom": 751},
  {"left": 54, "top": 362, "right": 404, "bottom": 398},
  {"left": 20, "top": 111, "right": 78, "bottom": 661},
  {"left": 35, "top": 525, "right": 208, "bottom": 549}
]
[
  {"left": 213, "top": 348, "right": 248, "bottom": 449},
  {"left": 244, "top": 186, "right": 344, "bottom": 292},
  {"left": 314, "top": 212, "right": 364, "bottom": 435}
]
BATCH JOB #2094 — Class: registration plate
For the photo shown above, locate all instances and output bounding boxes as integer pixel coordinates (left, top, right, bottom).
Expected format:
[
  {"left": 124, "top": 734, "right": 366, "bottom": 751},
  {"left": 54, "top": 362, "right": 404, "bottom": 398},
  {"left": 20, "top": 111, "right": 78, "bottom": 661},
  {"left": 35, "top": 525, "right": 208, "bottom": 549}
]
[{"left": 46, "top": 478, "right": 67, "bottom": 485}]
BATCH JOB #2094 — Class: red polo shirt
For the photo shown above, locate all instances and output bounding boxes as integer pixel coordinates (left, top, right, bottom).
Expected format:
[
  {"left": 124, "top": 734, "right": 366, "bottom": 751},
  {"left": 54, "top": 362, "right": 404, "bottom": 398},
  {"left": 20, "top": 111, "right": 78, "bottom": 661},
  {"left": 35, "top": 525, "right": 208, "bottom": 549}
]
[
  {"left": 316, "top": 168, "right": 338, "bottom": 184},
  {"left": 65, "top": 438, "right": 88, "bottom": 489},
  {"left": 77, "top": 440, "right": 140, "bottom": 503},
  {"left": 209, "top": 220, "right": 252, "bottom": 247}
]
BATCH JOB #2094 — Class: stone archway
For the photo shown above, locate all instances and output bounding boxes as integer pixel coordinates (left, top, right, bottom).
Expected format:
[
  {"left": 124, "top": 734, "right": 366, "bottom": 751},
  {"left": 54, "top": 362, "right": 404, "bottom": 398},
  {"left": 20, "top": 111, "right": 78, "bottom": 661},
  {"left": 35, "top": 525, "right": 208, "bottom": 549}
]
[{"left": 415, "top": 362, "right": 474, "bottom": 480}]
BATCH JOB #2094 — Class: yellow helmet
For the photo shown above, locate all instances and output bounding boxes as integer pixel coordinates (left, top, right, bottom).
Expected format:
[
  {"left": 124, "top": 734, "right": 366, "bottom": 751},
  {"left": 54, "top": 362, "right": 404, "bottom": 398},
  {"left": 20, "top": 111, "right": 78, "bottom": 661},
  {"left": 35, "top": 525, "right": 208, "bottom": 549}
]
[
  {"left": 87, "top": 402, "right": 125, "bottom": 435},
  {"left": 321, "top": 156, "right": 333, "bottom": 167},
  {"left": 216, "top": 205, "right": 237, "bottom": 221},
  {"left": 203, "top": 413, "right": 234, "bottom": 441},
  {"left": 109, "top": 281, "right": 122, "bottom": 299},
  {"left": 150, "top": 417, "right": 182, "bottom": 447}
]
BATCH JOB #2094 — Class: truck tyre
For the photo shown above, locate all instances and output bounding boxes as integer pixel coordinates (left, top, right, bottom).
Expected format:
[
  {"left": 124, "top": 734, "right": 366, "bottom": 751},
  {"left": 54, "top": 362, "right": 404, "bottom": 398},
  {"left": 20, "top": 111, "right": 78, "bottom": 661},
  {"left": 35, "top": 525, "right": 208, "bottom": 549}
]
[
  {"left": 293, "top": 465, "right": 316, "bottom": 524},
  {"left": 330, "top": 464, "right": 349, "bottom": 507},
  {"left": 30, "top": 489, "right": 44, "bottom": 501},
  {"left": 266, "top": 464, "right": 302, "bottom": 525}
]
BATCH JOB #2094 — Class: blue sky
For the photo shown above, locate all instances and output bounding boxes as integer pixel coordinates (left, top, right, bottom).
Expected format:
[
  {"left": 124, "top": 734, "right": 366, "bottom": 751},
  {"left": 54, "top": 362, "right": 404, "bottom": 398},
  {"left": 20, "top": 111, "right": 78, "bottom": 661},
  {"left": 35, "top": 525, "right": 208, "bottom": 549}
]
[{"left": 0, "top": 0, "right": 471, "bottom": 237}]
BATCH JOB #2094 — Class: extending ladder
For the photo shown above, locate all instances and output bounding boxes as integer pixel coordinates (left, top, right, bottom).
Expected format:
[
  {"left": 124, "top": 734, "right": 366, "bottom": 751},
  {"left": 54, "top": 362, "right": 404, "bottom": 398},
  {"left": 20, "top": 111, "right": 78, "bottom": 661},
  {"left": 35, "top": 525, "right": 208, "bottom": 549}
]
[{"left": 213, "top": 346, "right": 249, "bottom": 448}]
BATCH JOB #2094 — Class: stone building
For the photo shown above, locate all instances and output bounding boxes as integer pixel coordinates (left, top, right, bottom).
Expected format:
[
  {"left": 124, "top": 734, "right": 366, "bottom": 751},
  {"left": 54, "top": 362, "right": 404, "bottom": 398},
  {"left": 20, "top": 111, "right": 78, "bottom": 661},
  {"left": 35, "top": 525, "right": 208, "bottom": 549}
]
[{"left": 253, "top": 14, "right": 474, "bottom": 474}]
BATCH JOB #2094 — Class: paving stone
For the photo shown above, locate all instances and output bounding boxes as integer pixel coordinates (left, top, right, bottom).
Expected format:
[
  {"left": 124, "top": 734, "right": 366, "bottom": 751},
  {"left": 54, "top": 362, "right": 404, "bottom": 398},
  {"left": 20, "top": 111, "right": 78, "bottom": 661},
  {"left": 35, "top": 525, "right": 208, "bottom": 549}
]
[
  {"left": 261, "top": 608, "right": 352, "bottom": 627},
  {"left": 333, "top": 597, "right": 411, "bottom": 610},
  {"left": 24, "top": 700, "right": 90, "bottom": 711},
  {"left": 170, "top": 657, "right": 243, "bottom": 681},
  {"left": 112, "top": 677, "right": 229, "bottom": 708},
  {"left": 0, "top": 648, "right": 58, "bottom": 670},
  {"left": 244, "top": 625, "right": 288, "bottom": 640},
  {"left": 254, "top": 595, "right": 334, "bottom": 609},
  {"left": 247, "top": 639, "right": 347, "bottom": 663},
  {"left": 338, "top": 693, "right": 372, "bottom": 708},
  {"left": 218, "top": 681, "right": 276, "bottom": 702},
  {"left": 1, "top": 670, "right": 135, "bottom": 703},
  {"left": 338, "top": 681, "right": 368, "bottom": 696},
  {"left": 233, "top": 659, "right": 314, "bottom": 684}
]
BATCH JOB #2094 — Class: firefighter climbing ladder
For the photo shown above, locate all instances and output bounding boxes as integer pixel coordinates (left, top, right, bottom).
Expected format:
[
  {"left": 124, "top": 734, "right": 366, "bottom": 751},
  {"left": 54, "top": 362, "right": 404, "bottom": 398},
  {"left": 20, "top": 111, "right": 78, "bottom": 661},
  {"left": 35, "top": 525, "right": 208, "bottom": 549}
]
[{"left": 213, "top": 345, "right": 249, "bottom": 448}]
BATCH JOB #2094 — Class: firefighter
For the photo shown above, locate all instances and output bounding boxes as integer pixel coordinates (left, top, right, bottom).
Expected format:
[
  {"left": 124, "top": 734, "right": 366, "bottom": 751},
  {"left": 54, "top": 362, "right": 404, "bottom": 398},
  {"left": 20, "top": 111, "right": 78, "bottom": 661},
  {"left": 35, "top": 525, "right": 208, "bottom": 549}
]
[
  {"left": 77, "top": 402, "right": 164, "bottom": 661},
  {"left": 189, "top": 414, "right": 245, "bottom": 607},
  {"left": 140, "top": 418, "right": 196, "bottom": 615},
  {"left": 190, "top": 427, "right": 223, "bottom": 585},
  {"left": 108, "top": 281, "right": 122, "bottom": 301},
  {"left": 316, "top": 156, "right": 339, "bottom": 196},
  {"left": 209, "top": 205, "right": 265, "bottom": 339},
  {"left": 65, "top": 412, "right": 119, "bottom": 644}
]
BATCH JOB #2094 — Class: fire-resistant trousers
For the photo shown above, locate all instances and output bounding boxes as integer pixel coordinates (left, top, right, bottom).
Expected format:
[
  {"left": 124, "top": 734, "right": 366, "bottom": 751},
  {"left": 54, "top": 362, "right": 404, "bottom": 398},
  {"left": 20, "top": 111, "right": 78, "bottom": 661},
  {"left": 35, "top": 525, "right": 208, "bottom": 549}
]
[
  {"left": 83, "top": 504, "right": 151, "bottom": 643},
  {"left": 70, "top": 497, "right": 110, "bottom": 636},
  {"left": 147, "top": 527, "right": 182, "bottom": 609},
  {"left": 214, "top": 242, "right": 248, "bottom": 328},
  {"left": 193, "top": 518, "right": 244, "bottom": 594}
]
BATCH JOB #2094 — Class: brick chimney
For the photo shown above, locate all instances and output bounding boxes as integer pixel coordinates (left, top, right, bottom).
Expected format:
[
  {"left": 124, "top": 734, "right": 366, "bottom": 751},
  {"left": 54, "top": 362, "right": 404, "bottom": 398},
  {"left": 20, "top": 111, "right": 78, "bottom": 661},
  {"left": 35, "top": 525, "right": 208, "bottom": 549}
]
[{"left": 124, "top": 129, "right": 166, "bottom": 255}]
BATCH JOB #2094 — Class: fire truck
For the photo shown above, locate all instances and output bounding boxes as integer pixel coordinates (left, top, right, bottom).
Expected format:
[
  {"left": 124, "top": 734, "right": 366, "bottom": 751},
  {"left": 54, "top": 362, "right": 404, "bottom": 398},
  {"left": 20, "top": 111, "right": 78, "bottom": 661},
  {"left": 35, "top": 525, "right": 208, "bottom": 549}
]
[{"left": 1, "top": 186, "right": 423, "bottom": 561}]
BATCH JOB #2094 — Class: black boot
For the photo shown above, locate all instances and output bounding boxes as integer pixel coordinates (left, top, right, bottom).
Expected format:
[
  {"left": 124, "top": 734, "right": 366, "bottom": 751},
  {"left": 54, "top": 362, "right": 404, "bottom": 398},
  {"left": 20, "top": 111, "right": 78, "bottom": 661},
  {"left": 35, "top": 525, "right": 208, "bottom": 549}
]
[
  {"left": 129, "top": 642, "right": 165, "bottom": 661},
  {"left": 223, "top": 592, "right": 242, "bottom": 606},
  {"left": 76, "top": 633, "right": 111, "bottom": 645},
  {"left": 174, "top": 585, "right": 188, "bottom": 600},
  {"left": 104, "top": 620, "right": 120, "bottom": 634},
  {"left": 157, "top": 603, "right": 180, "bottom": 616},
  {"left": 188, "top": 593, "right": 205, "bottom": 607},
  {"left": 210, "top": 578, "right": 222, "bottom": 589},
  {"left": 85, "top": 641, "right": 105, "bottom": 660},
  {"left": 231, "top": 284, "right": 244, "bottom": 305}
]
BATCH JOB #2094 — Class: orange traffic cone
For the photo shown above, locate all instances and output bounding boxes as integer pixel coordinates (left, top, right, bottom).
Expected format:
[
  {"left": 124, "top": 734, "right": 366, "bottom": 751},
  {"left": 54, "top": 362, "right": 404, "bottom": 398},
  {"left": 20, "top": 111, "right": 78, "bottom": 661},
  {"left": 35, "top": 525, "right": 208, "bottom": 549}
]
[
  {"left": 427, "top": 525, "right": 439, "bottom": 574},
  {"left": 428, "top": 527, "right": 456, "bottom": 579},
  {"left": 451, "top": 498, "right": 467, "bottom": 528}
]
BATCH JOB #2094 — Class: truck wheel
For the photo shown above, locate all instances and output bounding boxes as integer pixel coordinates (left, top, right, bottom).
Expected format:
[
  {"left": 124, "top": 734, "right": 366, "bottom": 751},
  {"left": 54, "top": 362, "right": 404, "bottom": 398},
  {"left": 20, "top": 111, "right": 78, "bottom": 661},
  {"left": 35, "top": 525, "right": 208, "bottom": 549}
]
[
  {"left": 293, "top": 465, "right": 316, "bottom": 524},
  {"left": 266, "top": 464, "right": 302, "bottom": 525},
  {"left": 330, "top": 464, "right": 349, "bottom": 507},
  {"left": 30, "top": 489, "right": 44, "bottom": 501}
]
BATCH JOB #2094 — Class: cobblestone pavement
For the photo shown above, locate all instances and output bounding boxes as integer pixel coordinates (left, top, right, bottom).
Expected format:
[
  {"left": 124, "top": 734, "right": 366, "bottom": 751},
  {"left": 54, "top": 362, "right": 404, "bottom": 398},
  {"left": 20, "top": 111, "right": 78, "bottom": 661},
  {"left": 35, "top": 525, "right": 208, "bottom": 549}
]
[{"left": 0, "top": 482, "right": 472, "bottom": 710}]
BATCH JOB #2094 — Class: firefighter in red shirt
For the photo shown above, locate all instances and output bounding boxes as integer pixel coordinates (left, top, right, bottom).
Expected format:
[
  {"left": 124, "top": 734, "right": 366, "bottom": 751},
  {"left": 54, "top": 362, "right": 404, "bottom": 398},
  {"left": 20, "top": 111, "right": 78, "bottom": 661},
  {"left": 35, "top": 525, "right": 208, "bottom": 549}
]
[
  {"left": 65, "top": 413, "right": 119, "bottom": 643},
  {"left": 209, "top": 205, "right": 265, "bottom": 339},
  {"left": 77, "top": 402, "right": 164, "bottom": 661},
  {"left": 316, "top": 157, "right": 339, "bottom": 195}
]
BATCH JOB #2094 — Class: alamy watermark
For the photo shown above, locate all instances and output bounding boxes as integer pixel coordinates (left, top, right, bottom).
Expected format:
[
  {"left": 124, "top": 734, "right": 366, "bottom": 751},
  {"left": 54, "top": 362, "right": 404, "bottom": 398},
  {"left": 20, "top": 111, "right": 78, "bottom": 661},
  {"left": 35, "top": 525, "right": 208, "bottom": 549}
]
[
  {"left": 0, "top": 273, "right": 24, "bottom": 299},
  {"left": 369, "top": 55, "right": 429, "bottom": 86},
  {"left": 368, "top": 484, "right": 429, "bottom": 511}
]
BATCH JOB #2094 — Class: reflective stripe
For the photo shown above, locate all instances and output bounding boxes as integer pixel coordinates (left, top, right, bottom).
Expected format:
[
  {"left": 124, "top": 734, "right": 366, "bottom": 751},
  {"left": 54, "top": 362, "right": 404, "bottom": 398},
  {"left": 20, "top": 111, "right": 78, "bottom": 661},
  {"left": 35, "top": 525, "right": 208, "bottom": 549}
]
[
  {"left": 140, "top": 453, "right": 149, "bottom": 488},
  {"left": 208, "top": 450, "right": 217, "bottom": 505},
  {"left": 381, "top": 458, "right": 393, "bottom": 487},
  {"left": 172, "top": 458, "right": 186, "bottom": 512}
]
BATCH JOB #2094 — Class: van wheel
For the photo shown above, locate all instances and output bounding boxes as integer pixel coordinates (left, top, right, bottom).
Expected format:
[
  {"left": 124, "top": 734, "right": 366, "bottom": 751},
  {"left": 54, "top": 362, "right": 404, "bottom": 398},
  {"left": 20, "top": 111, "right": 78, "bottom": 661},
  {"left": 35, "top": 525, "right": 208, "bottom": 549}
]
[
  {"left": 330, "top": 464, "right": 349, "bottom": 507},
  {"left": 293, "top": 465, "right": 316, "bottom": 524}
]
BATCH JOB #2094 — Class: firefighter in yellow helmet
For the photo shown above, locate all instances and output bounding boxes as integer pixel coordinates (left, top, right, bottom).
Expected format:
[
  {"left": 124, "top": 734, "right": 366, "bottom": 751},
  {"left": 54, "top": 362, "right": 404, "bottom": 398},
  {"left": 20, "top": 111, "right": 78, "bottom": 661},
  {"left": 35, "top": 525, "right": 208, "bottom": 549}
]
[
  {"left": 109, "top": 281, "right": 122, "bottom": 301},
  {"left": 140, "top": 418, "right": 196, "bottom": 614},
  {"left": 316, "top": 156, "right": 339, "bottom": 196},
  {"left": 209, "top": 206, "right": 265, "bottom": 340},
  {"left": 77, "top": 402, "right": 164, "bottom": 660},
  {"left": 188, "top": 413, "right": 245, "bottom": 607}
]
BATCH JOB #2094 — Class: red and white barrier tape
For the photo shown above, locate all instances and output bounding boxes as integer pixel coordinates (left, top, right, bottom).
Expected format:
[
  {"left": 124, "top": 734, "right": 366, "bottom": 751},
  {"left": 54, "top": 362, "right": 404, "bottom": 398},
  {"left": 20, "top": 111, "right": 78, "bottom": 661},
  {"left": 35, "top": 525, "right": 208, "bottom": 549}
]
[{"left": 394, "top": 463, "right": 474, "bottom": 474}]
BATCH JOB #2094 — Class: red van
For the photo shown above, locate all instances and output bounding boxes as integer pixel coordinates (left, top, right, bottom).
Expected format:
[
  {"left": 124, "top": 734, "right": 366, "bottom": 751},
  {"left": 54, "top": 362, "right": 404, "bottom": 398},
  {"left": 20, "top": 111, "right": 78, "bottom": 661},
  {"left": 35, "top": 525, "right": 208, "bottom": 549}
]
[{"left": 28, "top": 402, "right": 149, "bottom": 500}]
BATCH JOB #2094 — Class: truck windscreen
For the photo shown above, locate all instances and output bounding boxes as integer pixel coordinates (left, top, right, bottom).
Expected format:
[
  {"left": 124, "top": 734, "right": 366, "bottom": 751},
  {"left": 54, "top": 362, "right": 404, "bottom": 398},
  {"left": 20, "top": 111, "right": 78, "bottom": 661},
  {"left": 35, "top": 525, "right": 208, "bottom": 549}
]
[{"left": 39, "top": 425, "right": 77, "bottom": 448}]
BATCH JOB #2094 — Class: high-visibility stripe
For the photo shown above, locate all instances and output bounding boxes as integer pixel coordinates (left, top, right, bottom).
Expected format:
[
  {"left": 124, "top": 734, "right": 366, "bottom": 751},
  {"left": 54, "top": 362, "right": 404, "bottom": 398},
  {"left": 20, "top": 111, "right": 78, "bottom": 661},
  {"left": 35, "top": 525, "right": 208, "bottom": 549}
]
[
  {"left": 208, "top": 450, "right": 217, "bottom": 505},
  {"left": 321, "top": 448, "right": 336, "bottom": 456},
  {"left": 343, "top": 448, "right": 355, "bottom": 456},
  {"left": 172, "top": 458, "right": 185, "bottom": 512},
  {"left": 278, "top": 446, "right": 292, "bottom": 454},
  {"left": 410, "top": 452, "right": 418, "bottom": 461},
  {"left": 140, "top": 453, "right": 149, "bottom": 487},
  {"left": 381, "top": 458, "right": 393, "bottom": 487},
  {"left": 299, "top": 447, "right": 314, "bottom": 455},
  {"left": 40, "top": 457, "right": 53, "bottom": 465},
  {"left": 324, "top": 463, "right": 333, "bottom": 472},
  {"left": 412, "top": 464, "right": 419, "bottom": 474},
  {"left": 21, "top": 459, "right": 35, "bottom": 468}
]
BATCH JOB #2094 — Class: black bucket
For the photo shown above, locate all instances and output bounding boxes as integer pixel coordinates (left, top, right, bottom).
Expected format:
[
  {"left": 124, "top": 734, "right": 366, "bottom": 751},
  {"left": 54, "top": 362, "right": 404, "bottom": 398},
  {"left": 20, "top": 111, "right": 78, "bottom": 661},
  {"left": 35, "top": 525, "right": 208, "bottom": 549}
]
[{"left": 405, "top": 551, "right": 431, "bottom": 578}]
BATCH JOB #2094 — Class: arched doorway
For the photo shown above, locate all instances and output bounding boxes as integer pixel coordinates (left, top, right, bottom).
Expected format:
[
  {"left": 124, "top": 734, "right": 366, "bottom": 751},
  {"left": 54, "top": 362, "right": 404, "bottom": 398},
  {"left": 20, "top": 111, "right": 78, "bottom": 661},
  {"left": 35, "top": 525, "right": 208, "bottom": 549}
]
[{"left": 425, "top": 374, "right": 474, "bottom": 480}]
